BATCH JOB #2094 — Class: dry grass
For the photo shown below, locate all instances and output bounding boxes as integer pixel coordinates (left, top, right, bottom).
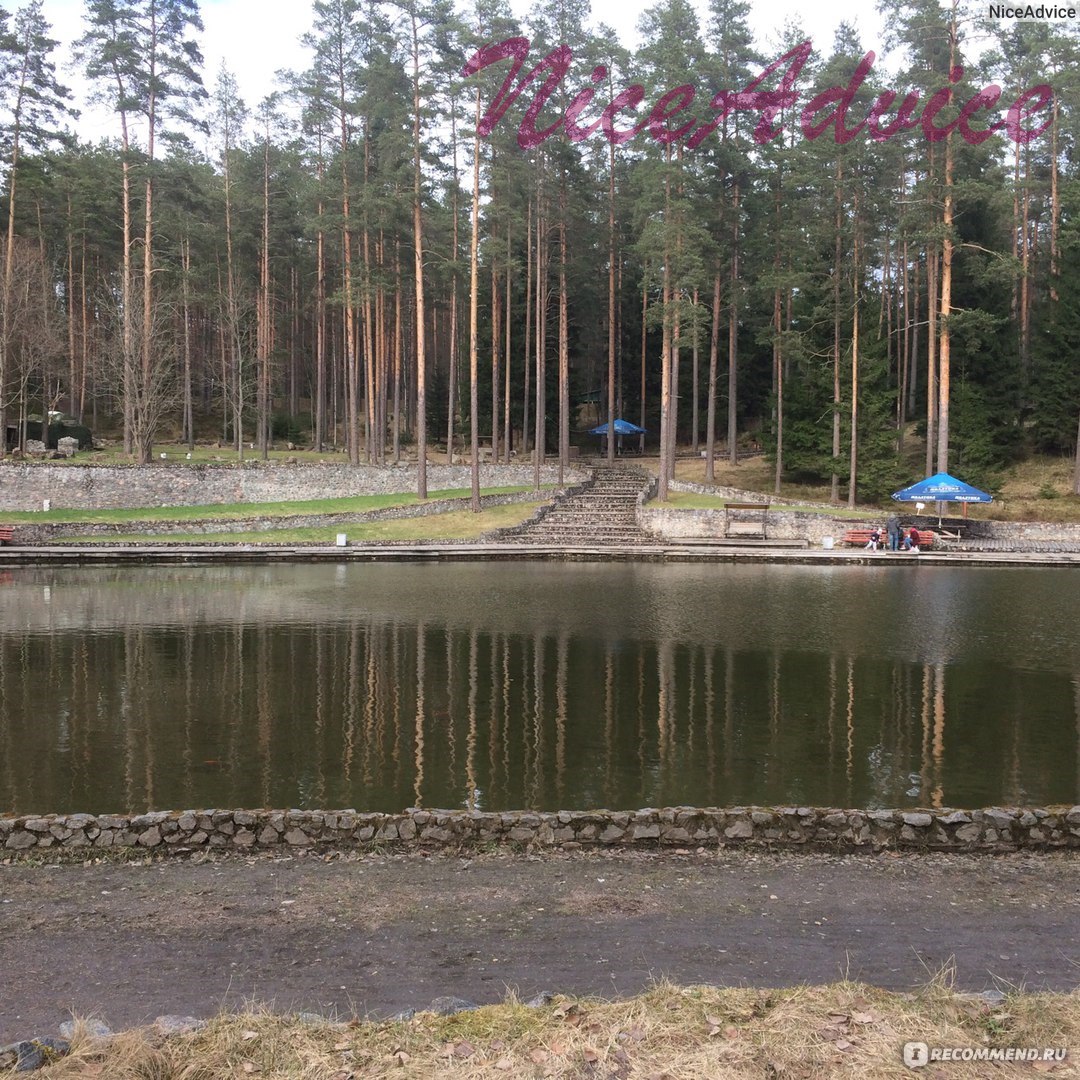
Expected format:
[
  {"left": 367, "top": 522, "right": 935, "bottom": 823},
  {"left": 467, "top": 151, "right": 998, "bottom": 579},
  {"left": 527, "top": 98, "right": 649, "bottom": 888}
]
[
  {"left": 667, "top": 451, "right": 1080, "bottom": 523},
  {"left": 38, "top": 980, "right": 1078, "bottom": 1078}
]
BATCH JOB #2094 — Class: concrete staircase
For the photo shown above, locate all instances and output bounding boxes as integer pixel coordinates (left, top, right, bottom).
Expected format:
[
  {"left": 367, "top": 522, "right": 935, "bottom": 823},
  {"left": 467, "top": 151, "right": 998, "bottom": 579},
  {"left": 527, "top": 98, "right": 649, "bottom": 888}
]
[{"left": 509, "top": 465, "right": 660, "bottom": 547}]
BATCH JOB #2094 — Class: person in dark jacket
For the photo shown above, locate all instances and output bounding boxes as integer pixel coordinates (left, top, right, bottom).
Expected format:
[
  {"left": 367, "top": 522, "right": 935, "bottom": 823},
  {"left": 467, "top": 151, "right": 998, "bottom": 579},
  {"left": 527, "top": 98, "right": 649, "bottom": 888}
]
[{"left": 885, "top": 514, "right": 901, "bottom": 551}]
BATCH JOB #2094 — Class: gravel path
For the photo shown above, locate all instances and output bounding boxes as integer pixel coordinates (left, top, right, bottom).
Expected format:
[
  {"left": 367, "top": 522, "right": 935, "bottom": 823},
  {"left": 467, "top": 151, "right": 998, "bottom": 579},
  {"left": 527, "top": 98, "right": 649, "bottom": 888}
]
[{"left": 2, "top": 848, "right": 1078, "bottom": 1042}]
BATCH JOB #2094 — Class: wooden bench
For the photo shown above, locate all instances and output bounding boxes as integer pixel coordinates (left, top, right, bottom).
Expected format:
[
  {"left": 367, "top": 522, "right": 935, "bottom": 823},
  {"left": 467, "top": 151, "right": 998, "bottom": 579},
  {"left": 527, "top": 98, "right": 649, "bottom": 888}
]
[
  {"left": 935, "top": 526, "right": 967, "bottom": 544},
  {"left": 724, "top": 501, "right": 769, "bottom": 539},
  {"left": 0, "top": 526, "right": 13, "bottom": 545},
  {"left": 842, "top": 528, "right": 936, "bottom": 549}
]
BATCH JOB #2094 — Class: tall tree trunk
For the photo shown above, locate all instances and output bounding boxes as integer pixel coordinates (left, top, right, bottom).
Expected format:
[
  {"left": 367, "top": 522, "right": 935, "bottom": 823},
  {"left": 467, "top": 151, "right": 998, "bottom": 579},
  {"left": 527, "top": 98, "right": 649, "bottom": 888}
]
[
  {"left": 469, "top": 89, "right": 482, "bottom": 511},
  {"left": 521, "top": 198, "right": 532, "bottom": 456},
  {"left": 491, "top": 262, "right": 500, "bottom": 465},
  {"left": 411, "top": 12, "right": 427, "bottom": 498},
  {"left": 121, "top": 115, "right": 134, "bottom": 456},
  {"left": 705, "top": 271, "right": 720, "bottom": 483},
  {"left": 848, "top": 197, "right": 860, "bottom": 509},
  {"left": 0, "top": 79, "right": 23, "bottom": 458},
  {"left": 181, "top": 237, "right": 193, "bottom": 449},
  {"left": 691, "top": 287, "right": 699, "bottom": 455},
  {"left": 446, "top": 101, "right": 460, "bottom": 465},
  {"left": 727, "top": 180, "right": 740, "bottom": 466},
  {"left": 926, "top": 246, "right": 938, "bottom": 477},
  {"left": 257, "top": 119, "right": 271, "bottom": 460},
  {"left": 935, "top": 9, "right": 958, "bottom": 477},
  {"left": 1019, "top": 141, "right": 1031, "bottom": 375},
  {"left": 773, "top": 285, "right": 782, "bottom": 496},
  {"left": 66, "top": 196, "right": 78, "bottom": 424},
  {"left": 1050, "top": 95, "right": 1060, "bottom": 301},
  {"left": 503, "top": 222, "right": 512, "bottom": 462},
  {"left": 831, "top": 160, "right": 842, "bottom": 503},
  {"left": 139, "top": 74, "right": 157, "bottom": 465},
  {"left": 606, "top": 138, "right": 616, "bottom": 465},
  {"left": 937, "top": 140, "right": 953, "bottom": 476},
  {"left": 658, "top": 222, "right": 672, "bottom": 501},
  {"left": 558, "top": 196, "right": 569, "bottom": 483},
  {"left": 534, "top": 166, "right": 547, "bottom": 492},
  {"left": 393, "top": 241, "right": 402, "bottom": 463},
  {"left": 315, "top": 184, "right": 326, "bottom": 451},
  {"left": 639, "top": 278, "right": 647, "bottom": 455},
  {"left": 899, "top": 229, "right": 910, "bottom": 441},
  {"left": 341, "top": 80, "right": 358, "bottom": 464}
]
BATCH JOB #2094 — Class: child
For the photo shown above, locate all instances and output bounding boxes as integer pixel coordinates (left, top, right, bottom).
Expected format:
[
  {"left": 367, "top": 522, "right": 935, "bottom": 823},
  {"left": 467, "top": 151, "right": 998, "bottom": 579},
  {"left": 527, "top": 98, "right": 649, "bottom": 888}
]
[{"left": 865, "top": 528, "right": 882, "bottom": 551}]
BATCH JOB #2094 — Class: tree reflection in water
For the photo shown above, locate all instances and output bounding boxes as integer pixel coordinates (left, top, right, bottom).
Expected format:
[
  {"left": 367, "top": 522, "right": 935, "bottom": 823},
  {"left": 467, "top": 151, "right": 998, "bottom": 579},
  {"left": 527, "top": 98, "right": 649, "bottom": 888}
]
[{"left": 0, "top": 564, "right": 1077, "bottom": 815}]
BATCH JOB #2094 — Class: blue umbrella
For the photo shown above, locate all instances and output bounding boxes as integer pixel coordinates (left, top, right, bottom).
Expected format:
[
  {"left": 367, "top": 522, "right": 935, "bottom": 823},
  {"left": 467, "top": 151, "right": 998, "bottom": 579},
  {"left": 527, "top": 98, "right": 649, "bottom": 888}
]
[
  {"left": 588, "top": 418, "right": 646, "bottom": 436},
  {"left": 892, "top": 472, "right": 992, "bottom": 525}
]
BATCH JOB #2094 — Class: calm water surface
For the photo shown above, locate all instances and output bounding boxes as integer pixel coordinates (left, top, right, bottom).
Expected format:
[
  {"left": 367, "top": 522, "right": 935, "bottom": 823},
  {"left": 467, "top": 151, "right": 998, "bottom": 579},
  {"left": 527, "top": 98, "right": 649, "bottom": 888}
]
[{"left": 1, "top": 562, "right": 1078, "bottom": 815}]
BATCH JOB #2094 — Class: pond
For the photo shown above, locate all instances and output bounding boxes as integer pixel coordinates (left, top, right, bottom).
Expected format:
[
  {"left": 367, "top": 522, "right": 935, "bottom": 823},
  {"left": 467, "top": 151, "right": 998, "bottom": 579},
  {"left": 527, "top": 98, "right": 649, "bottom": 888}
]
[{"left": 1, "top": 562, "right": 1078, "bottom": 816}]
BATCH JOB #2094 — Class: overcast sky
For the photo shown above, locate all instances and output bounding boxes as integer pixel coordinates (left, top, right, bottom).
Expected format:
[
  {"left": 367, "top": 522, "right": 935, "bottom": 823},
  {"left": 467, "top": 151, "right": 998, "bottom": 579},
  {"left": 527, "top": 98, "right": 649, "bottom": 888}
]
[{"left": 39, "top": 0, "right": 890, "bottom": 144}]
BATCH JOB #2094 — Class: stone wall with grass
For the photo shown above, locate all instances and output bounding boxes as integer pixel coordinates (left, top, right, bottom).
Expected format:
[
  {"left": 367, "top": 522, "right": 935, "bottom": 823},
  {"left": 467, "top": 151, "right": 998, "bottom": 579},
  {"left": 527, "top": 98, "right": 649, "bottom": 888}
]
[
  {"left": 9, "top": 489, "right": 557, "bottom": 544},
  {"left": 638, "top": 505, "right": 854, "bottom": 544},
  {"left": 0, "top": 463, "right": 583, "bottom": 512},
  {"left": 3, "top": 805, "right": 1078, "bottom": 856},
  {"left": 644, "top": 482, "right": 1080, "bottom": 546}
]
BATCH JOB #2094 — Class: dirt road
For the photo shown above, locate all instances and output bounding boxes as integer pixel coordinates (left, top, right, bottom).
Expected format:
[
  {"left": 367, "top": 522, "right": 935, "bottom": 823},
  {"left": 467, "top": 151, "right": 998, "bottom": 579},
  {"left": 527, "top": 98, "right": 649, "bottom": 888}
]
[{"left": 1, "top": 848, "right": 1078, "bottom": 1042}]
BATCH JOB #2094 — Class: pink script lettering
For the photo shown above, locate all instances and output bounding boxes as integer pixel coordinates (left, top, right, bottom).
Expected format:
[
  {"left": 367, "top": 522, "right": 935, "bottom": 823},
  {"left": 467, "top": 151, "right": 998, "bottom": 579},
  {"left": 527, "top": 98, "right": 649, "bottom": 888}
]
[{"left": 461, "top": 38, "right": 1054, "bottom": 151}]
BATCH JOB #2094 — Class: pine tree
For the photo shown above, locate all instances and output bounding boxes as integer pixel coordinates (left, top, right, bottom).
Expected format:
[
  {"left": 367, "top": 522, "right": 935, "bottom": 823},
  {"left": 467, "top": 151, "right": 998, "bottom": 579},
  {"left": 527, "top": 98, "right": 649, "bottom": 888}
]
[{"left": 0, "top": 0, "right": 71, "bottom": 457}]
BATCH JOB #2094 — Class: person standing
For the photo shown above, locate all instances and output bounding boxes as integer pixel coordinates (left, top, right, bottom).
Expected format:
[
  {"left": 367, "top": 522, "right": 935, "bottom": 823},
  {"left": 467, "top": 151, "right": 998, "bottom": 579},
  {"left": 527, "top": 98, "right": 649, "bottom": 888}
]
[{"left": 886, "top": 514, "right": 901, "bottom": 552}]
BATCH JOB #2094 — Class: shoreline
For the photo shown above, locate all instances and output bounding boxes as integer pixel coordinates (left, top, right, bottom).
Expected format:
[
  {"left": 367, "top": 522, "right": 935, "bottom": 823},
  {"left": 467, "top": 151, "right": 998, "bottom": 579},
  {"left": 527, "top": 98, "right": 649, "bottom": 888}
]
[
  {"left": 3, "top": 541, "right": 1080, "bottom": 566},
  {"left": 5, "top": 804, "right": 1080, "bottom": 858}
]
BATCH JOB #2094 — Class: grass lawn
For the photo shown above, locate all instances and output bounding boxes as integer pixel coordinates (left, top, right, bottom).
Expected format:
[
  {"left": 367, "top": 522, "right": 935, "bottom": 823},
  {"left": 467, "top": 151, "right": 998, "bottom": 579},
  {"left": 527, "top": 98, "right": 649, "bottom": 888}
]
[
  {"left": 51, "top": 444, "right": 355, "bottom": 466},
  {"left": 2, "top": 486, "right": 548, "bottom": 526},
  {"left": 59, "top": 501, "right": 546, "bottom": 545}
]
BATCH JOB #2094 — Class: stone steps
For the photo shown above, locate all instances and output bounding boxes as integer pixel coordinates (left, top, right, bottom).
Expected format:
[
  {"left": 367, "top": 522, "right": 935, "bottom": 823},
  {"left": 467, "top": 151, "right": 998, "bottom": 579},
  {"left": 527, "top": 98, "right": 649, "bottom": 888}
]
[{"left": 506, "top": 466, "right": 659, "bottom": 546}]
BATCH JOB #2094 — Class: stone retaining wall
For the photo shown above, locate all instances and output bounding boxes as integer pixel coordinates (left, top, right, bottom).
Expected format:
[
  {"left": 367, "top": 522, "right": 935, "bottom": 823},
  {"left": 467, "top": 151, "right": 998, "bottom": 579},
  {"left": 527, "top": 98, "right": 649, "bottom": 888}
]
[
  {"left": 646, "top": 483, "right": 1080, "bottom": 546},
  {"left": 0, "top": 462, "right": 582, "bottom": 512},
  {"left": 3, "top": 805, "right": 1078, "bottom": 856}
]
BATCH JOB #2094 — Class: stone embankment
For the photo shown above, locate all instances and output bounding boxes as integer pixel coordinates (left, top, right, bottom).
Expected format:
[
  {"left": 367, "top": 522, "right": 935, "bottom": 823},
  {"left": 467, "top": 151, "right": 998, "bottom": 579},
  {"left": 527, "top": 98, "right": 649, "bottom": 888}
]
[
  {"left": 644, "top": 480, "right": 1080, "bottom": 551},
  {"left": 4, "top": 805, "right": 1079, "bottom": 856},
  {"left": 0, "top": 462, "right": 583, "bottom": 512},
  {"left": 9, "top": 488, "right": 559, "bottom": 544}
]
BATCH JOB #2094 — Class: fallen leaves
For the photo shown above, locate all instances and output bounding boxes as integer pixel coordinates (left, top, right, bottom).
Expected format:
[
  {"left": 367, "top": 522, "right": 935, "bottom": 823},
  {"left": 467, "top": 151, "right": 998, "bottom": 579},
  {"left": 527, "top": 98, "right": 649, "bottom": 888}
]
[{"left": 437, "top": 1040, "right": 476, "bottom": 1060}]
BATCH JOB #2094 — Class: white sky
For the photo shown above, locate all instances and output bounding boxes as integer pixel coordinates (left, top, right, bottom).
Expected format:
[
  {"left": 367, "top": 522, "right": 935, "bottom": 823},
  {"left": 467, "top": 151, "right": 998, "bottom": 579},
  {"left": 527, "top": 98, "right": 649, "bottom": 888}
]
[{"left": 40, "top": 0, "right": 889, "bottom": 145}]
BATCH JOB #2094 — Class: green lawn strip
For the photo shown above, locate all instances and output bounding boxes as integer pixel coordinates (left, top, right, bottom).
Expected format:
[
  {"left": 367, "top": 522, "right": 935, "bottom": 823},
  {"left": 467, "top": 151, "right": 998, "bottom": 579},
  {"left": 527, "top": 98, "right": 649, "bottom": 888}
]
[
  {"left": 56, "top": 501, "right": 546, "bottom": 545},
  {"left": 2, "top": 485, "right": 549, "bottom": 525},
  {"left": 661, "top": 491, "right": 878, "bottom": 518},
  {"left": 78, "top": 447, "right": 352, "bottom": 465}
]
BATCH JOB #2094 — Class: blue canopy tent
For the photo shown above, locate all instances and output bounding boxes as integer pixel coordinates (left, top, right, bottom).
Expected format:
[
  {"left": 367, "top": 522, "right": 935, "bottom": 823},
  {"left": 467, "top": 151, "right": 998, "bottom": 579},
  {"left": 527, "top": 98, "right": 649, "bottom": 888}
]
[
  {"left": 588, "top": 418, "right": 646, "bottom": 455},
  {"left": 891, "top": 472, "right": 992, "bottom": 525},
  {"left": 588, "top": 419, "right": 646, "bottom": 436}
]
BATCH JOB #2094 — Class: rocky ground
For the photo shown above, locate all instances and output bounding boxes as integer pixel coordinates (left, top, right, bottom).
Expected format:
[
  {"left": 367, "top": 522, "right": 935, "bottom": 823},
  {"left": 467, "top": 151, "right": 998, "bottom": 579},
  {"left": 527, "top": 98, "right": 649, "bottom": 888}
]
[{"left": 1, "top": 847, "right": 1078, "bottom": 1045}]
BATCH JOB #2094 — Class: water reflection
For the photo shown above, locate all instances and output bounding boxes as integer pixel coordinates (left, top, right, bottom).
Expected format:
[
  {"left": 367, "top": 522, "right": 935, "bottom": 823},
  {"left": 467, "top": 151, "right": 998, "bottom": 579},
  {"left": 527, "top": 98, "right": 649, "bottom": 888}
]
[{"left": 0, "top": 563, "right": 1078, "bottom": 815}]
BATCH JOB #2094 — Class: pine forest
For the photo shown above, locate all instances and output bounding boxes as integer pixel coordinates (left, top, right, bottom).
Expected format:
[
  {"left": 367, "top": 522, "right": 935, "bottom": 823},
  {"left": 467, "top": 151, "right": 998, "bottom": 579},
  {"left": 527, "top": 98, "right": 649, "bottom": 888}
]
[{"left": 1, "top": 0, "right": 1078, "bottom": 506}]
